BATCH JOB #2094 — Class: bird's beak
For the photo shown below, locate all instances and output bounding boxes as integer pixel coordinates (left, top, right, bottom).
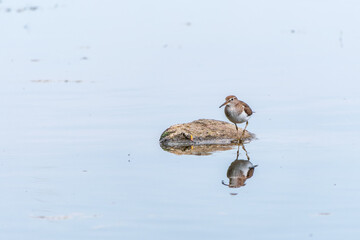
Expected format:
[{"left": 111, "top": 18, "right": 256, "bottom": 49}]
[
  {"left": 219, "top": 101, "right": 228, "bottom": 108},
  {"left": 221, "top": 180, "right": 230, "bottom": 186}
]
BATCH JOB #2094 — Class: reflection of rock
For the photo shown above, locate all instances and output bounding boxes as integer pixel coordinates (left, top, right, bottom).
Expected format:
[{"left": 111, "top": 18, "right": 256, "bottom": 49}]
[
  {"left": 160, "top": 144, "right": 237, "bottom": 156},
  {"left": 222, "top": 160, "right": 257, "bottom": 188},
  {"left": 159, "top": 119, "right": 255, "bottom": 147}
]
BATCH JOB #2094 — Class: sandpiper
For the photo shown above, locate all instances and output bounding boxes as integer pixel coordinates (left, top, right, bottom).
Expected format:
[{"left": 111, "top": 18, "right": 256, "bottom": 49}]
[
  {"left": 222, "top": 143, "right": 257, "bottom": 188},
  {"left": 219, "top": 95, "right": 253, "bottom": 141}
]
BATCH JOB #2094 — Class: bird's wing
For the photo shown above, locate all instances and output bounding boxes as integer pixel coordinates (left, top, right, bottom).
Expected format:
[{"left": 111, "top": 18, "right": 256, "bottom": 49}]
[
  {"left": 238, "top": 101, "right": 253, "bottom": 116},
  {"left": 247, "top": 165, "right": 258, "bottom": 178}
]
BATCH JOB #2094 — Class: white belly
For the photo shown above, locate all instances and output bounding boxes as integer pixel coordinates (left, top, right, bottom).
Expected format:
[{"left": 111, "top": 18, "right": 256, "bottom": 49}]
[{"left": 225, "top": 106, "right": 251, "bottom": 124}]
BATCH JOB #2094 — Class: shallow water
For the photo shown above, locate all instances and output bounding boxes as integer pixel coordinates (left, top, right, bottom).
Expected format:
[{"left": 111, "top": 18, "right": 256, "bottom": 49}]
[{"left": 1, "top": 0, "right": 360, "bottom": 239}]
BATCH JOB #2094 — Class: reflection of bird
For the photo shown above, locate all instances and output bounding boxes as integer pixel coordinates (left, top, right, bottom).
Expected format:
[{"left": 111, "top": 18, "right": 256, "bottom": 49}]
[
  {"left": 222, "top": 143, "right": 257, "bottom": 188},
  {"left": 222, "top": 160, "right": 257, "bottom": 188},
  {"left": 219, "top": 95, "right": 253, "bottom": 141}
]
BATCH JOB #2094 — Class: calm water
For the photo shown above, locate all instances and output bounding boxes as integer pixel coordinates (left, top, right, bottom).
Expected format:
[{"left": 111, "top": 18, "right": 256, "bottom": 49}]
[{"left": 1, "top": 0, "right": 360, "bottom": 239}]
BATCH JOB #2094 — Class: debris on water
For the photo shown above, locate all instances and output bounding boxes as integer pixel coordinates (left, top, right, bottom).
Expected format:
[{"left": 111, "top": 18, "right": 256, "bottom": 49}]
[
  {"left": 339, "top": 30, "right": 344, "bottom": 48},
  {"left": 2, "top": 4, "right": 42, "bottom": 14},
  {"left": 33, "top": 213, "right": 97, "bottom": 221},
  {"left": 17, "top": 6, "right": 38, "bottom": 13},
  {"left": 29, "top": 6, "right": 38, "bottom": 11},
  {"left": 31, "top": 79, "right": 89, "bottom": 83}
]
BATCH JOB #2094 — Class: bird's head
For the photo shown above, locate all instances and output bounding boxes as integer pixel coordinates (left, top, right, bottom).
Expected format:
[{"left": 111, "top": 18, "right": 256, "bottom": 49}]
[{"left": 219, "top": 95, "right": 238, "bottom": 108}]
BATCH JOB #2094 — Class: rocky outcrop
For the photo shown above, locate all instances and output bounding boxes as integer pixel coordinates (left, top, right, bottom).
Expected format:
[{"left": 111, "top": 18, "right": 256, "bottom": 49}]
[{"left": 159, "top": 119, "right": 255, "bottom": 150}]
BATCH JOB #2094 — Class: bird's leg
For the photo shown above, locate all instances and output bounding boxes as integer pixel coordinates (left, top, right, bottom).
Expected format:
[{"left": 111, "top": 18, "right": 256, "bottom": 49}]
[
  {"left": 240, "top": 121, "right": 249, "bottom": 140},
  {"left": 241, "top": 142, "right": 250, "bottom": 161},
  {"left": 234, "top": 123, "right": 241, "bottom": 143},
  {"left": 236, "top": 143, "right": 240, "bottom": 160}
]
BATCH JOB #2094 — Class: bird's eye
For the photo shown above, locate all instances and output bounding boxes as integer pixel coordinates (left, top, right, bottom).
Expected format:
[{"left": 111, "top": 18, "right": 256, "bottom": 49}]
[{"left": 230, "top": 98, "right": 233, "bottom": 101}]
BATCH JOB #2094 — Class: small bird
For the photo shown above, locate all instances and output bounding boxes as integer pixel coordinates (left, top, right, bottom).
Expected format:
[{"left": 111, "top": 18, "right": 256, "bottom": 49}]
[
  {"left": 219, "top": 95, "right": 253, "bottom": 141},
  {"left": 222, "top": 143, "right": 257, "bottom": 188},
  {"left": 222, "top": 159, "right": 257, "bottom": 188}
]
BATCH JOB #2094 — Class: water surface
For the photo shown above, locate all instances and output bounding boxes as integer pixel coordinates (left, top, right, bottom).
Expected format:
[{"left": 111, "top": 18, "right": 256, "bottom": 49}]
[{"left": 1, "top": 0, "right": 360, "bottom": 239}]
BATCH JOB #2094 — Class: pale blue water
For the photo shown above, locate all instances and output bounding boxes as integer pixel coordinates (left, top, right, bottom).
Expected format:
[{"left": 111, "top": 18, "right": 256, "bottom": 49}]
[{"left": 1, "top": 0, "right": 360, "bottom": 239}]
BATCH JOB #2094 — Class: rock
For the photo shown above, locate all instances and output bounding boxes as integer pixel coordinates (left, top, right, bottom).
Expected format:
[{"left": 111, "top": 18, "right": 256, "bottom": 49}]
[{"left": 159, "top": 119, "right": 255, "bottom": 149}]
